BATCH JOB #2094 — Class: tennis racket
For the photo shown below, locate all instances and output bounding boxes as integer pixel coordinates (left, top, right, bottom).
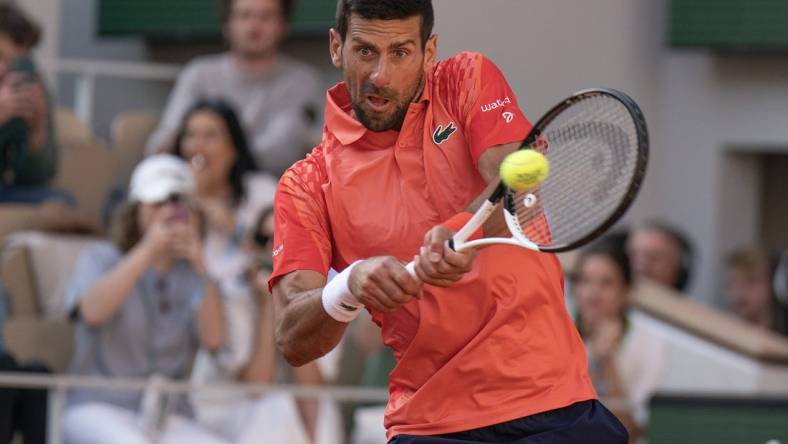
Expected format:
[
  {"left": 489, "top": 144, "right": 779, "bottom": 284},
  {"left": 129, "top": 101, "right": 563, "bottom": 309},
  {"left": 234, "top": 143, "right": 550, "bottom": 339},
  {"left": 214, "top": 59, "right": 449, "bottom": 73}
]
[{"left": 406, "top": 88, "right": 649, "bottom": 275}]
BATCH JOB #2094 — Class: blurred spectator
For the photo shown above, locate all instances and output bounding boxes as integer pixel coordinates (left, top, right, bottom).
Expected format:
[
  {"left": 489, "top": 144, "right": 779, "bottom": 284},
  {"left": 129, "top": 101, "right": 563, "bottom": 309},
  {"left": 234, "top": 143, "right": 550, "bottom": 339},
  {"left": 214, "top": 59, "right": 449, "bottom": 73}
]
[
  {"left": 172, "top": 101, "right": 341, "bottom": 442},
  {"left": 572, "top": 241, "right": 665, "bottom": 443},
  {"left": 725, "top": 247, "right": 788, "bottom": 337},
  {"left": 230, "top": 207, "right": 343, "bottom": 444},
  {"left": 0, "top": 3, "right": 68, "bottom": 204},
  {"left": 146, "top": 0, "right": 322, "bottom": 176},
  {"left": 172, "top": 98, "right": 264, "bottom": 437},
  {"left": 0, "top": 284, "right": 48, "bottom": 444},
  {"left": 627, "top": 221, "right": 694, "bottom": 292},
  {"left": 61, "top": 155, "right": 227, "bottom": 444}
]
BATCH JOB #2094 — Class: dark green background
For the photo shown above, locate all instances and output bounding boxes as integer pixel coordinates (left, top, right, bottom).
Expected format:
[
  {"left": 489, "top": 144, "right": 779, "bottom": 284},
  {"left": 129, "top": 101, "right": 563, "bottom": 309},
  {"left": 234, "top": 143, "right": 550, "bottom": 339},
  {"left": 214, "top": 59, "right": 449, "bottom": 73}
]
[
  {"left": 670, "top": 0, "right": 788, "bottom": 49},
  {"left": 98, "top": 0, "right": 337, "bottom": 39},
  {"left": 650, "top": 395, "right": 788, "bottom": 443}
]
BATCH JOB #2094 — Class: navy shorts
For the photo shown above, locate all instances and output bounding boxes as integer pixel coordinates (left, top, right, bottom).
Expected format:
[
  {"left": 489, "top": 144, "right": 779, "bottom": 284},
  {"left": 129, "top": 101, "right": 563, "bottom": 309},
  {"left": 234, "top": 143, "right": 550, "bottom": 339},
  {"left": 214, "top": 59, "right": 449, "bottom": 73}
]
[{"left": 389, "top": 400, "right": 628, "bottom": 444}]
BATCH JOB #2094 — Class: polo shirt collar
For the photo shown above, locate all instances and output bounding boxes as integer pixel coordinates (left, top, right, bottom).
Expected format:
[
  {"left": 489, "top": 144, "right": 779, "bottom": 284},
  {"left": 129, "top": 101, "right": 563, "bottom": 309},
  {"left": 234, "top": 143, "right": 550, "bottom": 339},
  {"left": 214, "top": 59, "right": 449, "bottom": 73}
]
[
  {"left": 324, "top": 77, "right": 433, "bottom": 147},
  {"left": 324, "top": 83, "right": 368, "bottom": 146}
]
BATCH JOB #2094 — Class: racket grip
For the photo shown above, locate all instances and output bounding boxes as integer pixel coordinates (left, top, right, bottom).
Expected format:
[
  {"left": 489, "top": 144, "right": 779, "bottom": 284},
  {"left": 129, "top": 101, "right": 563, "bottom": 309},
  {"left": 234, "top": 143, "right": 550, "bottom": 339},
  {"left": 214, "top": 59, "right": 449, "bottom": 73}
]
[{"left": 405, "top": 260, "right": 417, "bottom": 278}]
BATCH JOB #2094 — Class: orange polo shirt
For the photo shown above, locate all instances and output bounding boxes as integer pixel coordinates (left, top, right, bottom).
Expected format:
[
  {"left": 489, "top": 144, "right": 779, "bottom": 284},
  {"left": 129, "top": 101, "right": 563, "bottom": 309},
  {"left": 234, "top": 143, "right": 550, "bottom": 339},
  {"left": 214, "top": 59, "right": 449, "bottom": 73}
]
[{"left": 270, "top": 52, "right": 596, "bottom": 439}]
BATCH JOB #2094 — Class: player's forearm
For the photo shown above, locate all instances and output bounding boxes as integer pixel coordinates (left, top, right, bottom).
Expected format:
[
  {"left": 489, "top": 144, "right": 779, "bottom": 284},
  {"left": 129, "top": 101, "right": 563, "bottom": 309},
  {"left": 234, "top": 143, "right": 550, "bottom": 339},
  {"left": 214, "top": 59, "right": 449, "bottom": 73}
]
[{"left": 275, "top": 288, "right": 348, "bottom": 367}]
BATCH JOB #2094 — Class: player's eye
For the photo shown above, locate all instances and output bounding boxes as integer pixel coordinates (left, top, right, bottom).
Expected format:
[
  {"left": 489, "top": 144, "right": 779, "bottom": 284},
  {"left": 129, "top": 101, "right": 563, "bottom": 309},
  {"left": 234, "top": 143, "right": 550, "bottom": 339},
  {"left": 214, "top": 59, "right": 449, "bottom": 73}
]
[
  {"left": 358, "top": 47, "right": 374, "bottom": 57},
  {"left": 393, "top": 49, "right": 409, "bottom": 58}
]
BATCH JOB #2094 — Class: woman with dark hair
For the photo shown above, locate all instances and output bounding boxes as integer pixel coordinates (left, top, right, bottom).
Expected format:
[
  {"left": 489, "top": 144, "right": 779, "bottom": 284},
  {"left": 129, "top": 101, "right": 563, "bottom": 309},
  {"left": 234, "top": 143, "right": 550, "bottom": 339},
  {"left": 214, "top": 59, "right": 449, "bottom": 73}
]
[
  {"left": 173, "top": 100, "right": 342, "bottom": 443},
  {"left": 62, "top": 155, "right": 227, "bottom": 444},
  {"left": 571, "top": 240, "right": 666, "bottom": 443}
]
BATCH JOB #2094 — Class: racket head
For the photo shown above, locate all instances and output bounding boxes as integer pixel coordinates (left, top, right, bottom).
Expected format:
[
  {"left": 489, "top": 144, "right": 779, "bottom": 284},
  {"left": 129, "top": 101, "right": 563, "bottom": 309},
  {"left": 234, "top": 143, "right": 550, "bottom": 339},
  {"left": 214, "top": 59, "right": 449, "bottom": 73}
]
[{"left": 502, "top": 88, "right": 649, "bottom": 253}]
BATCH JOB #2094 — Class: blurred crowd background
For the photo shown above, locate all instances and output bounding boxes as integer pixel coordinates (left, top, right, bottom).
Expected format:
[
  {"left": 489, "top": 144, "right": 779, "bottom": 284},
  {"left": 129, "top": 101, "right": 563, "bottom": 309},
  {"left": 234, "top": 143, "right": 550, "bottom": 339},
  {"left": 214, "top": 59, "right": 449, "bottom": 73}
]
[{"left": 0, "top": 0, "right": 787, "bottom": 443}]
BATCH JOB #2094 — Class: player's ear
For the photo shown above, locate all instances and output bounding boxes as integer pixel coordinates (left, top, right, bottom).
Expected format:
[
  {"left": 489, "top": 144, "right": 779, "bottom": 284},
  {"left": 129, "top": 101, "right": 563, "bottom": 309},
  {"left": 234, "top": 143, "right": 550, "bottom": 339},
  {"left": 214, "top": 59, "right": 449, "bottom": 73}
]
[
  {"left": 329, "top": 28, "right": 343, "bottom": 68},
  {"left": 423, "top": 34, "right": 437, "bottom": 71}
]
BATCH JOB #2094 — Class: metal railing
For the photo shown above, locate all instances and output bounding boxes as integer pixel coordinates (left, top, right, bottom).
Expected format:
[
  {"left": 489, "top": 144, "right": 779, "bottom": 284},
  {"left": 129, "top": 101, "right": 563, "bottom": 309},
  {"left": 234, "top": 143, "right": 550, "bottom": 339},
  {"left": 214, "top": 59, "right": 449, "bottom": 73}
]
[
  {"left": 41, "top": 58, "right": 182, "bottom": 128},
  {"left": 0, "top": 372, "right": 389, "bottom": 444}
]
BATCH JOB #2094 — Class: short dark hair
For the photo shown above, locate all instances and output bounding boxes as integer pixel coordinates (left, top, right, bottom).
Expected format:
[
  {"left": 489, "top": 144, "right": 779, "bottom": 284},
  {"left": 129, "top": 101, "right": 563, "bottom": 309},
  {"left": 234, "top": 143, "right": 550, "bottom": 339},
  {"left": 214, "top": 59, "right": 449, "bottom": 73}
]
[
  {"left": 0, "top": 3, "right": 41, "bottom": 49},
  {"left": 173, "top": 99, "right": 259, "bottom": 205},
  {"left": 221, "top": 0, "right": 296, "bottom": 23},
  {"left": 335, "top": 0, "right": 434, "bottom": 47}
]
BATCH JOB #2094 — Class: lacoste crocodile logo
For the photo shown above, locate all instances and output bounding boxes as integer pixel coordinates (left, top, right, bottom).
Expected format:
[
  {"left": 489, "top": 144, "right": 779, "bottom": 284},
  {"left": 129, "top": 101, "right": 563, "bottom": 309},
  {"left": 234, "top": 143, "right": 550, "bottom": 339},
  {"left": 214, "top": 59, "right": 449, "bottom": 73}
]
[{"left": 433, "top": 122, "right": 457, "bottom": 145}]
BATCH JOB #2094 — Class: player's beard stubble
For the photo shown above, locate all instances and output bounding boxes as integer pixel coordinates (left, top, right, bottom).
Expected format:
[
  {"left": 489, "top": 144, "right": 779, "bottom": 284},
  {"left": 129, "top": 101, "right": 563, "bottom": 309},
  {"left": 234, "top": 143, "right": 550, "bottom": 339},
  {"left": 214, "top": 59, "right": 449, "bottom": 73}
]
[{"left": 350, "top": 71, "right": 425, "bottom": 133}]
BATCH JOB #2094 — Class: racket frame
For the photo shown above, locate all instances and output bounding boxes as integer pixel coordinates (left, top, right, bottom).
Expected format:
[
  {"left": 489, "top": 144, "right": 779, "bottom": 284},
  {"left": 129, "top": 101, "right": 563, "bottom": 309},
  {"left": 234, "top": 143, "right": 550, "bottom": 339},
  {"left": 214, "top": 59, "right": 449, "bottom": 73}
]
[{"left": 453, "top": 88, "right": 649, "bottom": 253}]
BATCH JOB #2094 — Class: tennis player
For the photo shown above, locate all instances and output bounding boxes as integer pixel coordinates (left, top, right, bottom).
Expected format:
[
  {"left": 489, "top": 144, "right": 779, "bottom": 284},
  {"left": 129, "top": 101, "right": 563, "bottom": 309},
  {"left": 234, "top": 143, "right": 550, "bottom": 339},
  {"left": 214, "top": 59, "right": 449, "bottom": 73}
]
[{"left": 269, "top": 1, "right": 628, "bottom": 442}]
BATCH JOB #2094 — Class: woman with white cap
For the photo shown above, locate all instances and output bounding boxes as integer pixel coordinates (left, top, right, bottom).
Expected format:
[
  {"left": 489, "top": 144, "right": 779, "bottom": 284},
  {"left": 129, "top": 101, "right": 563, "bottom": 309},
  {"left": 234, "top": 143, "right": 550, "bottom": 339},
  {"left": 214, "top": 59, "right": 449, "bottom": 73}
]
[{"left": 61, "top": 154, "right": 229, "bottom": 444}]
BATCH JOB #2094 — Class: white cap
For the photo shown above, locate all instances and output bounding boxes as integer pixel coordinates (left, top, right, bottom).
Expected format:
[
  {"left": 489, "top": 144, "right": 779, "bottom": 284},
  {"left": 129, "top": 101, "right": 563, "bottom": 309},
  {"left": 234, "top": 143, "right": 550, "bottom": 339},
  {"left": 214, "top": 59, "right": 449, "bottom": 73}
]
[{"left": 128, "top": 154, "right": 194, "bottom": 203}]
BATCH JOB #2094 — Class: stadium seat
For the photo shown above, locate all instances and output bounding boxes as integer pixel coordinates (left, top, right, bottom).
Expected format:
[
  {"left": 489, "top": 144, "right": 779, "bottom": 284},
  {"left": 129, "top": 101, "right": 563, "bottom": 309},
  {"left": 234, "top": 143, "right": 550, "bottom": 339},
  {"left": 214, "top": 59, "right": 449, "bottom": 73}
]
[
  {"left": 110, "top": 110, "right": 159, "bottom": 183},
  {"left": 1, "top": 232, "right": 101, "bottom": 372},
  {"left": 54, "top": 107, "right": 95, "bottom": 145},
  {"left": 0, "top": 109, "right": 112, "bottom": 241},
  {"left": 53, "top": 137, "right": 116, "bottom": 232}
]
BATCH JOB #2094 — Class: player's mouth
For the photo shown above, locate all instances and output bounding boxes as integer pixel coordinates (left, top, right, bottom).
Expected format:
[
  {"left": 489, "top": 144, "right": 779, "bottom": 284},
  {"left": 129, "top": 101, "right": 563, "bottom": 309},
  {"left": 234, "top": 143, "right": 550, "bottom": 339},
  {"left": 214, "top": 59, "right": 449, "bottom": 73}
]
[{"left": 366, "top": 95, "right": 392, "bottom": 113}]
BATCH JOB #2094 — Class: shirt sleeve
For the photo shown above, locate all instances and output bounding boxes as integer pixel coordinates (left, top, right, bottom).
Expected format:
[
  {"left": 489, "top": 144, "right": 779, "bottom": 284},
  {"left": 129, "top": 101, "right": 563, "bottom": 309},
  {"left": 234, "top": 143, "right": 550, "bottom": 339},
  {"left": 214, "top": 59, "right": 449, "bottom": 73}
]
[
  {"left": 461, "top": 54, "right": 533, "bottom": 164},
  {"left": 64, "top": 243, "right": 122, "bottom": 317},
  {"left": 267, "top": 163, "right": 333, "bottom": 290}
]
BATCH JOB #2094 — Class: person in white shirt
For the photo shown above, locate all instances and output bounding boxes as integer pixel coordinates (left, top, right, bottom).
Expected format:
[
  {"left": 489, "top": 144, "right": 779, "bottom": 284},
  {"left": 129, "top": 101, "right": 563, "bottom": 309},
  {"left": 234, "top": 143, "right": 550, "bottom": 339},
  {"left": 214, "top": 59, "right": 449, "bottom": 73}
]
[{"left": 572, "top": 240, "right": 666, "bottom": 443}]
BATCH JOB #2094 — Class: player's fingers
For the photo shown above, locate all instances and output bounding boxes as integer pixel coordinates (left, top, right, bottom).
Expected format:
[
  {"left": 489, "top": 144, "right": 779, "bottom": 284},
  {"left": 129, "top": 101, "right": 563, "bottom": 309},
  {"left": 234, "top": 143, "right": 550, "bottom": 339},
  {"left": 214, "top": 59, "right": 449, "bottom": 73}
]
[
  {"left": 358, "top": 285, "right": 397, "bottom": 312},
  {"left": 441, "top": 246, "right": 477, "bottom": 273},
  {"left": 391, "top": 265, "right": 422, "bottom": 298},
  {"left": 417, "top": 246, "right": 440, "bottom": 277},
  {"left": 415, "top": 255, "right": 462, "bottom": 287},
  {"left": 371, "top": 272, "right": 412, "bottom": 306},
  {"left": 426, "top": 240, "right": 443, "bottom": 263},
  {"left": 413, "top": 255, "right": 432, "bottom": 285}
]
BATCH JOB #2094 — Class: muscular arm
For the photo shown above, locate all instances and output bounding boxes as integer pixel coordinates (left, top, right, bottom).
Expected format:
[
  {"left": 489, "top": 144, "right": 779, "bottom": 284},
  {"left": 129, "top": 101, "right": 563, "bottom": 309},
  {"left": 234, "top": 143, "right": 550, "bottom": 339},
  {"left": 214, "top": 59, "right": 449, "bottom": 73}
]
[
  {"left": 274, "top": 257, "right": 421, "bottom": 366},
  {"left": 272, "top": 270, "right": 347, "bottom": 367}
]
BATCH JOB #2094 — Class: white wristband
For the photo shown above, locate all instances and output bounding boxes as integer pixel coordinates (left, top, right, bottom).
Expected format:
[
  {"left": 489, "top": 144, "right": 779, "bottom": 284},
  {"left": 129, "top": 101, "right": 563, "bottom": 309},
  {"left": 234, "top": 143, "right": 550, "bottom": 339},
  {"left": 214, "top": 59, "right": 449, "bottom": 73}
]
[{"left": 321, "top": 261, "right": 363, "bottom": 323}]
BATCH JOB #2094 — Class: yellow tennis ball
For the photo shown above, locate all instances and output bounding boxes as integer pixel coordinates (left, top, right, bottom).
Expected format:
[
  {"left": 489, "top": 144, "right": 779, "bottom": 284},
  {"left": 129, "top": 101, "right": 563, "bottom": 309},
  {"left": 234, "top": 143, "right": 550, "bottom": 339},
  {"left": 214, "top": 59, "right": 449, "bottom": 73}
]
[{"left": 499, "top": 150, "right": 549, "bottom": 191}]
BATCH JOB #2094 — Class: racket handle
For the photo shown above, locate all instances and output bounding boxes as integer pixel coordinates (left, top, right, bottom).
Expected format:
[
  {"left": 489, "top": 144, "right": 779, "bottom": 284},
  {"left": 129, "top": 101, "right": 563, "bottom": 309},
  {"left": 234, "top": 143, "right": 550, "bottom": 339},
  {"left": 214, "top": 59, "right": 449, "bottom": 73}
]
[{"left": 405, "top": 260, "right": 417, "bottom": 278}]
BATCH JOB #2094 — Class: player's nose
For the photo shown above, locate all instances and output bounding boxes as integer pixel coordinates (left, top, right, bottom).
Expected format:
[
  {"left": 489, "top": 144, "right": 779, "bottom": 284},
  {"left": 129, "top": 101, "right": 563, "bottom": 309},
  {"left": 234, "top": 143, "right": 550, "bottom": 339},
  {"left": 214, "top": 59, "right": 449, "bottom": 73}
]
[{"left": 369, "top": 58, "right": 392, "bottom": 88}]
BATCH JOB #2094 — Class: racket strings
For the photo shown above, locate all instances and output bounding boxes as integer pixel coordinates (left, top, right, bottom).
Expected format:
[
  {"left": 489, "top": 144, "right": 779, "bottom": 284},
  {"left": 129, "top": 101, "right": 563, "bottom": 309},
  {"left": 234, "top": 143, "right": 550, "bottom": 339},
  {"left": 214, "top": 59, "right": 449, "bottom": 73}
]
[{"left": 510, "top": 94, "right": 640, "bottom": 248}]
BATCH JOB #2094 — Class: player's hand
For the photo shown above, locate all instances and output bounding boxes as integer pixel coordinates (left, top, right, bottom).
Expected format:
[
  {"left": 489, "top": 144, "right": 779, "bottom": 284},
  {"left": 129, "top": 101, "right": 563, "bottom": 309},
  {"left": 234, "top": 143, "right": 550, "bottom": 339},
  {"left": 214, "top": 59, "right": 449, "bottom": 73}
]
[
  {"left": 414, "top": 225, "right": 476, "bottom": 287},
  {"left": 349, "top": 256, "right": 422, "bottom": 313}
]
